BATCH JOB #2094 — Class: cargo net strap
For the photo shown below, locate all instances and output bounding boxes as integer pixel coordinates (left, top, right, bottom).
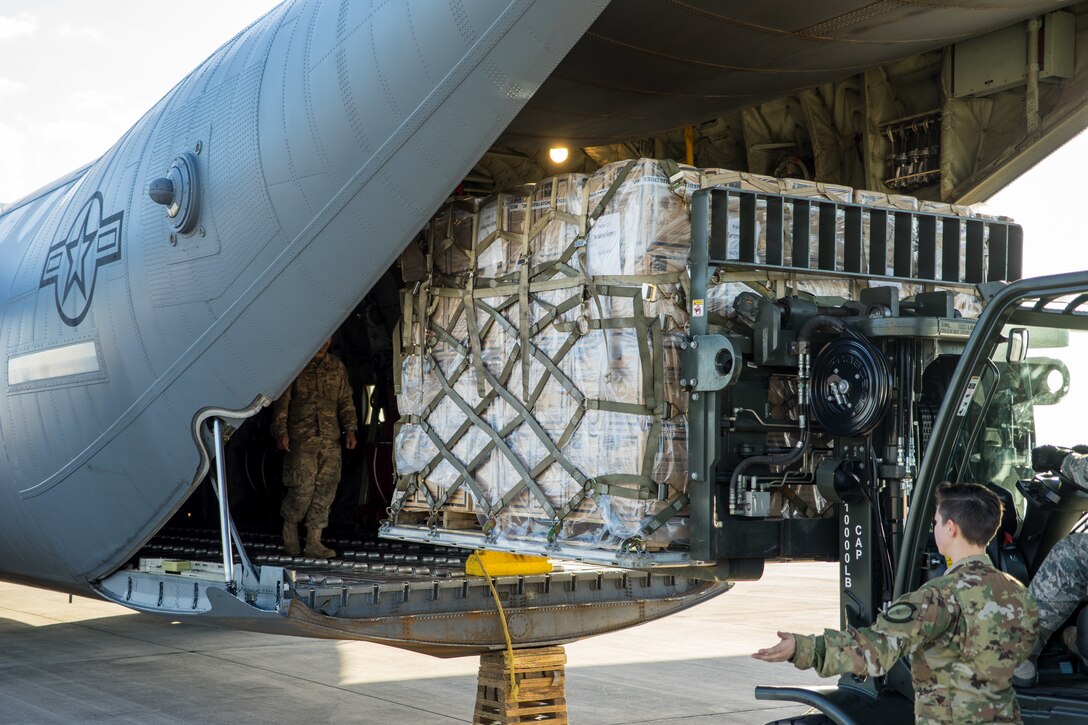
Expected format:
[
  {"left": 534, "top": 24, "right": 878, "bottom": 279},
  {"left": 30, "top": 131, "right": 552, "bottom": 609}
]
[
  {"left": 394, "top": 160, "right": 694, "bottom": 551},
  {"left": 398, "top": 270, "right": 683, "bottom": 546}
]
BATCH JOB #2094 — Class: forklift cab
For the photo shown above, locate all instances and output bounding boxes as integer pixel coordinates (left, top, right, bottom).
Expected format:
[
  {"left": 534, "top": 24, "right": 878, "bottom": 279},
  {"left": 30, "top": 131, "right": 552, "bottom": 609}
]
[
  {"left": 902, "top": 274, "right": 1088, "bottom": 721},
  {"left": 759, "top": 272, "right": 1088, "bottom": 724}
]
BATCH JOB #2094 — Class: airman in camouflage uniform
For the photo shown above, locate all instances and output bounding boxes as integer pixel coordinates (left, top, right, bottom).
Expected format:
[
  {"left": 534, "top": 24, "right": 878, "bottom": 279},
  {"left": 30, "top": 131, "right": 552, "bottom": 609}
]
[
  {"left": 1014, "top": 445, "right": 1088, "bottom": 683},
  {"left": 272, "top": 338, "right": 357, "bottom": 558},
  {"left": 755, "top": 483, "right": 1038, "bottom": 724}
]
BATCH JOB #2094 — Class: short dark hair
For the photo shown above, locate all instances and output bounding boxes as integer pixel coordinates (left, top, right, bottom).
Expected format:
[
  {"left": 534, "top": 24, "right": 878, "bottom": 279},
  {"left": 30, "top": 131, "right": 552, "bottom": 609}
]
[{"left": 936, "top": 483, "right": 1002, "bottom": 546}]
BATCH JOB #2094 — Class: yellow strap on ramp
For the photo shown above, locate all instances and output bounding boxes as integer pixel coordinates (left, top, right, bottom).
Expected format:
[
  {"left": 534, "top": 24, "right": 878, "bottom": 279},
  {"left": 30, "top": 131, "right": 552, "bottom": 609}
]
[{"left": 466, "top": 551, "right": 553, "bottom": 577}]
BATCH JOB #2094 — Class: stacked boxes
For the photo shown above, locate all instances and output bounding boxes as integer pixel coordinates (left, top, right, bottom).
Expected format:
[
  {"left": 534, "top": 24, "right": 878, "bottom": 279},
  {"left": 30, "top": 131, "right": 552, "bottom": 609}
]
[{"left": 395, "top": 159, "right": 692, "bottom": 551}]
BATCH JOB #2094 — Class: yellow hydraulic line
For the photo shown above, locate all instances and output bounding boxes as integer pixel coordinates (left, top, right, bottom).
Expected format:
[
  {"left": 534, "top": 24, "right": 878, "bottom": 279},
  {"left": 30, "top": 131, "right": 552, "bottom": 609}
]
[{"left": 468, "top": 551, "right": 519, "bottom": 700}]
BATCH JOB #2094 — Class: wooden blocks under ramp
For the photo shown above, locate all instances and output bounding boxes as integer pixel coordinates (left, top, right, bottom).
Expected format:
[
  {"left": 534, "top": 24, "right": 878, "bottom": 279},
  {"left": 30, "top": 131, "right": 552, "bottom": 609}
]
[{"left": 473, "top": 646, "right": 568, "bottom": 724}]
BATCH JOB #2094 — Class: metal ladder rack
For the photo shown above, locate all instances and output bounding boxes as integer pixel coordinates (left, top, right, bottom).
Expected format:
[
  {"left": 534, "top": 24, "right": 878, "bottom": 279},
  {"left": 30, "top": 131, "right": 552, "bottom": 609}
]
[{"left": 695, "top": 186, "right": 1023, "bottom": 286}]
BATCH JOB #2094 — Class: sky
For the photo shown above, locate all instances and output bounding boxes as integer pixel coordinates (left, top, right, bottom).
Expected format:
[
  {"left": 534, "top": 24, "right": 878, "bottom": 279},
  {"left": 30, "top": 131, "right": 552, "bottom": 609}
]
[
  {"left": 0, "top": 0, "right": 282, "bottom": 204},
  {"left": 0, "top": 1, "right": 1084, "bottom": 277}
]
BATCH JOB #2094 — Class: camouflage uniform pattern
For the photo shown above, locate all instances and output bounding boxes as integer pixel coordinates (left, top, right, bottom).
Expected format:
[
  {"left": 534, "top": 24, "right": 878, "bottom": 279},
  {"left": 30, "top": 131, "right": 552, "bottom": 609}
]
[
  {"left": 791, "top": 555, "right": 1038, "bottom": 724},
  {"left": 1029, "top": 532, "right": 1088, "bottom": 648},
  {"left": 1060, "top": 451, "right": 1088, "bottom": 493},
  {"left": 272, "top": 353, "right": 357, "bottom": 528},
  {"left": 1024, "top": 452, "right": 1088, "bottom": 651}
]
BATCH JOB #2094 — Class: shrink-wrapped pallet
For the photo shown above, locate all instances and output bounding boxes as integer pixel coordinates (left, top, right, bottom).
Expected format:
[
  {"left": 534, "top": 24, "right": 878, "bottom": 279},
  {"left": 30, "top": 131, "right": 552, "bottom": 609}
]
[
  {"left": 429, "top": 199, "right": 476, "bottom": 275},
  {"left": 524, "top": 174, "right": 587, "bottom": 267},
  {"left": 475, "top": 185, "right": 532, "bottom": 278},
  {"left": 586, "top": 159, "right": 691, "bottom": 328},
  {"left": 392, "top": 157, "right": 1006, "bottom": 556},
  {"left": 393, "top": 159, "right": 692, "bottom": 551}
]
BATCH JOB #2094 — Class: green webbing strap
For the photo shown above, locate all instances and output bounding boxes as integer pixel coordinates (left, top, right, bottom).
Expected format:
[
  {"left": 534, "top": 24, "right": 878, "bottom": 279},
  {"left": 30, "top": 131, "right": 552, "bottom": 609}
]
[
  {"left": 524, "top": 209, "right": 583, "bottom": 248},
  {"left": 394, "top": 473, "right": 415, "bottom": 493},
  {"left": 553, "top": 488, "right": 591, "bottom": 523},
  {"left": 468, "top": 203, "right": 481, "bottom": 272},
  {"left": 555, "top": 316, "right": 641, "bottom": 332},
  {"left": 642, "top": 415, "right": 662, "bottom": 481},
  {"left": 453, "top": 345, "right": 554, "bottom": 482},
  {"left": 651, "top": 317, "right": 666, "bottom": 417},
  {"left": 462, "top": 289, "right": 487, "bottom": 397},
  {"left": 556, "top": 401, "right": 586, "bottom": 450},
  {"left": 578, "top": 159, "right": 639, "bottom": 380},
  {"left": 392, "top": 320, "right": 403, "bottom": 394},
  {"left": 589, "top": 159, "right": 638, "bottom": 223},
  {"left": 636, "top": 493, "right": 689, "bottom": 539},
  {"left": 518, "top": 261, "right": 532, "bottom": 399},
  {"left": 648, "top": 320, "right": 665, "bottom": 415},
  {"left": 588, "top": 473, "right": 659, "bottom": 500},
  {"left": 590, "top": 272, "right": 687, "bottom": 287},
  {"left": 416, "top": 279, "right": 431, "bottom": 353},
  {"left": 585, "top": 399, "right": 656, "bottom": 415},
  {"left": 401, "top": 288, "right": 415, "bottom": 347},
  {"left": 455, "top": 274, "right": 584, "bottom": 299},
  {"left": 657, "top": 158, "right": 681, "bottom": 185},
  {"left": 432, "top": 359, "right": 557, "bottom": 519},
  {"left": 632, "top": 293, "right": 654, "bottom": 410},
  {"left": 418, "top": 419, "right": 494, "bottom": 517},
  {"left": 472, "top": 351, "right": 588, "bottom": 491},
  {"left": 474, "top": 299, "right": 585, "bottom": 405},
  {"left": 529, "top": 293, "right": 583, "bottom": 336}
]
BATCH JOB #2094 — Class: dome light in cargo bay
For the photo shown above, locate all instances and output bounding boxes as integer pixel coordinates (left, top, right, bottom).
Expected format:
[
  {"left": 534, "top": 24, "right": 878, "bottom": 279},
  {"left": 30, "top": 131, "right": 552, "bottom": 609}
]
[{"left": 548, "top": 146, "right": 569, "bottom": 164}]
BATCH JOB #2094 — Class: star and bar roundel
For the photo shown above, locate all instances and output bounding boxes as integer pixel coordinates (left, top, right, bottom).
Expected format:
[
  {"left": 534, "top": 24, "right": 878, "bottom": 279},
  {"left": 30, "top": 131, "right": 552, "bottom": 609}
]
[{"left": 39, "top": 192, "right": 124, "bottom": 327}]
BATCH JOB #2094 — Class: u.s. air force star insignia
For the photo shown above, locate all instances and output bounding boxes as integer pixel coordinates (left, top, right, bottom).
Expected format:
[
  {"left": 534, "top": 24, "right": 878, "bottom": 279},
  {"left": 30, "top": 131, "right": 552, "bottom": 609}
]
[
  {"left": 39, "top": 192, "right": 124, "bottom": 327},
  {"left": 885, "top": 602, "right": 918, "bottom": 623}
]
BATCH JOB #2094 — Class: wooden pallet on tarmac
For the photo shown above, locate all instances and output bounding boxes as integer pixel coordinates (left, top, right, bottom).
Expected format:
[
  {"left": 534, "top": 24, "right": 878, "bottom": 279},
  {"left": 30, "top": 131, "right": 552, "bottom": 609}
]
[{"left": 473, "top": 646, "right": 568, "bottom": 724}]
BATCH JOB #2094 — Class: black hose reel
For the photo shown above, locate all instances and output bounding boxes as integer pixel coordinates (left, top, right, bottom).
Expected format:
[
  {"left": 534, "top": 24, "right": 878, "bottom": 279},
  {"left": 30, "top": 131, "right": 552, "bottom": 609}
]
[{"left": 810, "top": 337, "right": 892, "bottom": 436}]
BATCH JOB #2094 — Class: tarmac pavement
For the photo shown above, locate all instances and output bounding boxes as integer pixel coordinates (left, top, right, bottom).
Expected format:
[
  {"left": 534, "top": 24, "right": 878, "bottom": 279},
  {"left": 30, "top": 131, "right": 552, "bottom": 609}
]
[{"left": 0, "top": 561, "right": 839, "bottom": 724}]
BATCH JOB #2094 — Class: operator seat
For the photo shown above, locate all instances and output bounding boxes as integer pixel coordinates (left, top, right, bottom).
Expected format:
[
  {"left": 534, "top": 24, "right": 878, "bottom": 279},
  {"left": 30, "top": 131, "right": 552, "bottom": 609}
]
[{"left": 986, "top": 483, "right": 1029, "bottom": 585}]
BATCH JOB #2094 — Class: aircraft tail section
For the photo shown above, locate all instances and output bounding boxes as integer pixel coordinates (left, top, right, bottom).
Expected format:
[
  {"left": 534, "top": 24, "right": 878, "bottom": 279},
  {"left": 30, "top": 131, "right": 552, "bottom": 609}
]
[{"left": 0, "top": 0, "right": 608, "bottom": 591}]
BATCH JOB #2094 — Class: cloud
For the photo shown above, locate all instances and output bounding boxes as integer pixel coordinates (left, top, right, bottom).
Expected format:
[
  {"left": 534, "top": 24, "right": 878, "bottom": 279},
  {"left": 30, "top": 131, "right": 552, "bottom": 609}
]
[
  {"left": 69, "top": 89, "right": 121, "bottom": 114},
  {"left": 57, "top": 24, "right": 104, "bottom": 43},
  {"left": 0, "top": 77, "right": 25, "bottom": 100},
  {"left": 0, "top": 12, "right": 37, "bottom": 40},
  {"left": 0, "top": 121, "right": 28, "bottom": 203}
]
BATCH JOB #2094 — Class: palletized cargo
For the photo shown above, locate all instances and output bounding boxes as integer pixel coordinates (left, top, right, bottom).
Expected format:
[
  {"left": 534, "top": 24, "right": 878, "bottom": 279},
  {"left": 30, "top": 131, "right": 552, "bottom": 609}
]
[{"left": 386, "top": 157, "right": 1020, "bottom": 566}]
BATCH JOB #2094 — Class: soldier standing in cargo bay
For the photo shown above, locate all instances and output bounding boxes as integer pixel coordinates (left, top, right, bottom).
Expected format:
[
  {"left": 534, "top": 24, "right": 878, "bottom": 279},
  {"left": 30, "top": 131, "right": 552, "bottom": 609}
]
[
  {"left": 271, "top": 338, "right": 357, "bottom": 559},
  {"left": 754, "top": 483, "right": 1038, "bottom": 724}
]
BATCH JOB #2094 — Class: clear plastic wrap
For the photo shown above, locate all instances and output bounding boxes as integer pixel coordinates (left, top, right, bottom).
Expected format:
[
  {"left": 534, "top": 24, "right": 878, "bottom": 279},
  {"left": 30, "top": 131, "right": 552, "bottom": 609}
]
[
  {"left": 587, "top": 159, "right": 692, "bottom": 277},
  {"left": 429, "top": 199, "right": 476, "bottom": 276},
  {"left": 393, "top": 158, "right": 1010, "bottom": 556},
  {"left": 475, "top": 185, "right": 532, "bottom": 278},
  {"left": 394, "top": 161, "right": 693, "bottom": 552},
  {"left": 524, "top": 174, "right": 587, "bottom": 266}
]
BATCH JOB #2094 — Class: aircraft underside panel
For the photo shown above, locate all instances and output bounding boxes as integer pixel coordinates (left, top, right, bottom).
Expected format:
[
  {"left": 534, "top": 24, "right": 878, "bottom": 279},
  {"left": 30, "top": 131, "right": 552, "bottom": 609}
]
[{"left": 94, "top": 532, "right": 728, "bottom": 657}]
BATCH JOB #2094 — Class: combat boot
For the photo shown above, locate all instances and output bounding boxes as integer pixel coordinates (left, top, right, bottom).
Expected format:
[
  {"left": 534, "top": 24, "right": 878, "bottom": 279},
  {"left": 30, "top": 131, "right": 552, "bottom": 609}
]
[
  {"left": 304, "top": 527, "right": 336, "bottom": 559},
  {"left": 282, "top": 521, "right": 301, "bottom": 556}
]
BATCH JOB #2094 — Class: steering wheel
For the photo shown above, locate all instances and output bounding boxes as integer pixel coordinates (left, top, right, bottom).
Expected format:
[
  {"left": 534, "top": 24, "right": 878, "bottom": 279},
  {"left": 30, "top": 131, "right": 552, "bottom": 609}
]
[{"left": 1017, "top": 474, "right": 1064, "bottom": 508}]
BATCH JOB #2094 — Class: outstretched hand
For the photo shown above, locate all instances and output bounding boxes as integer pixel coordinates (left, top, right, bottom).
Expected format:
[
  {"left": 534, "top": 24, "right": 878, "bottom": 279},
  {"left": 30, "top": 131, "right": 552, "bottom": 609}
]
[{"left": 752, "top": 632, "right": 797, "bottom": 663}]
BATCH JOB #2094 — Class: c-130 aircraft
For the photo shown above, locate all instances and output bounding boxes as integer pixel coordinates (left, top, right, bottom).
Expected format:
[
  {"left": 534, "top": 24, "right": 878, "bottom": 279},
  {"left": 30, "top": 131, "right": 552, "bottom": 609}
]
[{"left": 3, "top": 0, "right": 1088, "bottom": 712}]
